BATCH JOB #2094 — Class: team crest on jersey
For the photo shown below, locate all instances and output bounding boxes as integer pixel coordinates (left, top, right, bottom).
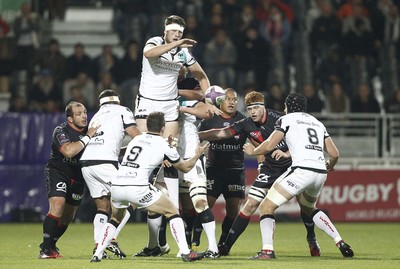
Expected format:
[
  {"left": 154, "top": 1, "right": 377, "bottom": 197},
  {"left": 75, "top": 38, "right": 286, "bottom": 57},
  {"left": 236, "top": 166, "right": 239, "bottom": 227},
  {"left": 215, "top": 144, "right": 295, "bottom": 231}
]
[
  {"left": 249, "top": 131, "right": 263, "bottom": 142},
  {"left": 56, "top": 133, "right": 69, "bottom": 144}
]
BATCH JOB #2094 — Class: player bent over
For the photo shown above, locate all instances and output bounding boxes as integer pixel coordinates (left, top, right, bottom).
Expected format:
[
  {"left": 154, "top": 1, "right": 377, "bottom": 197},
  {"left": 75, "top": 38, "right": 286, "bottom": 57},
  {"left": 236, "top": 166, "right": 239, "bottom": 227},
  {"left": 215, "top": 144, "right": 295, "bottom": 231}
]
[{"left": 91, "top": 112, "right": 210, "bottom": 262}]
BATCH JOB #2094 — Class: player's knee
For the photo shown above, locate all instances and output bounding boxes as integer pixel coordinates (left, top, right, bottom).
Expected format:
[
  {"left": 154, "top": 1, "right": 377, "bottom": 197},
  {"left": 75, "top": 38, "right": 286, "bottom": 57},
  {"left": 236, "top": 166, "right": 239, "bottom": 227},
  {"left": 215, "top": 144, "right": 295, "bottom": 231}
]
[
  {"left": 248, "top": 186, "right": 267, "bottom": 203},
  {"left": 189, "top": 182, "right": 207, "bottom": 213},
  {"left": 298, "top": 193, "right": 317, "bottom": 209},
  {"left": 242, "top": 196, "right": 262, "bottom": 215}
]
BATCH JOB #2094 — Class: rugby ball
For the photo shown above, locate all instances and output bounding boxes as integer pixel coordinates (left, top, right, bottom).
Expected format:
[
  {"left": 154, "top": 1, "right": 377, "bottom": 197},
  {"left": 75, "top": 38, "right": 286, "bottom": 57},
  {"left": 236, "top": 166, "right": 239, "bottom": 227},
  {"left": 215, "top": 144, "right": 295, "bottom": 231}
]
[{"left": 205, "top": 85, "right": 225, "bottom": 107}]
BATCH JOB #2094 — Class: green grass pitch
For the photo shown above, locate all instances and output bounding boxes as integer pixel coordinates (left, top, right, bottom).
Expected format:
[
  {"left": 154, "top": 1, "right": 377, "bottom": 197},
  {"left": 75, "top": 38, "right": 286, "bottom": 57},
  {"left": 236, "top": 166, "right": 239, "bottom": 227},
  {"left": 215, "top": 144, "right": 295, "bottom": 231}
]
[{"left": 1, "top": 222, "right": 399, "bottom": 269}]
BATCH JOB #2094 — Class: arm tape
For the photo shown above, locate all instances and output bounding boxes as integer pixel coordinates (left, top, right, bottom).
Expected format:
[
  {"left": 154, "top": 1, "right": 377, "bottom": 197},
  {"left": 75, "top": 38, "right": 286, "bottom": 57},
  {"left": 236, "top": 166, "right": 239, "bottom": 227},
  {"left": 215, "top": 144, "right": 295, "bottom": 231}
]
[{"left": 79, "top": 135, "right": 91, "bottom": 147}]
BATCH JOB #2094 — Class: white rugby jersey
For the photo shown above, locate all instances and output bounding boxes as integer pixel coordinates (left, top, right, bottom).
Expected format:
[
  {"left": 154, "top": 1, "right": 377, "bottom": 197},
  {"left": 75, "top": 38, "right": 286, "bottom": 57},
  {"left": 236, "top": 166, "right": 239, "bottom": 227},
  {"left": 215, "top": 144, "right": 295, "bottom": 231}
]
[
  {"left": 275, "top": 112, "right": 329, "bottom": 170},
  {"left": 178, "top": 100, "right": 200, "bottom": 158},
  {"left": 139, "top": 36, "right": 197, "bottom": 100},
  {"left": 114, "top": 133, "right": 181, "bottom": 186},
  {"left": 80, "top": 104, "right": 136, "bottom": 161}
]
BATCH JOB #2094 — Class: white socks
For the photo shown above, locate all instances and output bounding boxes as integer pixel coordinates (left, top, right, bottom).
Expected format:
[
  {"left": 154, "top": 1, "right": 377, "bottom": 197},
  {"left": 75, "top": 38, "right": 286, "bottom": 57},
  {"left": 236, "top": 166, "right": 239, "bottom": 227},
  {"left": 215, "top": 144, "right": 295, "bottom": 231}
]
[
  {"left": 260, "top": 217, "right": 275, "bottom": 250},
  {"left": 169, "top": 217, "right": 190, "bottom": 255}
]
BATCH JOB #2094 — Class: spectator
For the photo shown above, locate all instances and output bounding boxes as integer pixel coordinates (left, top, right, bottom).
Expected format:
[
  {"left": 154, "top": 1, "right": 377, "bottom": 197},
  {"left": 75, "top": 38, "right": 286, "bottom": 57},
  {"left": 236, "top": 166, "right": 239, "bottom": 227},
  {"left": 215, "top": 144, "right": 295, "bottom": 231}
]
[
  {"left": 350, "top": 82, "right": 381, "bottom": 113},
  {"left": 8, "top": 94, "right": 28, "bottom": 112},
  {"left": 309, "top": 0, "right": 342, "bottom": 63},
  {"left": 13, "top": 2, "right": 42, "bottom": 74},
  {"left": 314, "top": 47, "right": 350, "bottom": 94},
  {"left": 63, "top": 71, "right": 96, "bottom": 110},
  {"left": 259, "top": 3, "right": 292, "bottom": 48},
  {"left": 0, "top": 16, "right": 13, "bottom": 93},
  {"left": 183, "top": 15, "right": 209, "bottom": 60},
  {"left": 67, "top": 85, "right": 89, "bottom": 106},
  {"left": 337, "top": 0, "right": 369, "bottom": 21},
  {"left": 175, "top": 0, "right": 205, "bottom": 23},
  {"left": 234, "top": 26, "right": 270, "bottom": 92},
  {"left": 325, "top": 82, "right": 351, "bottom": 113},
  {"left": 301, "top": 82, "right": 324, "bottom": 113},
  {"left": 203, "top": 28, "right": 237, "bottom": 88},
  {"left": 46, "top": 0, "right": 66, "bottom": 21},
  {"left": 0, "top": 16, "right": 10, "bottom": 36},
  {"left": 96, "top": 71, "right": 118, "bottom": 98},
  {"left": 232, "top": 3, "right": 259, "bottom": 37},
  {"left": 112, "top": 0, "right": 149, "bottom": 46},
  {"left": 255, "top": 0, "right": 294, "bottom": 23},
  {"left": 265, "top": 82, "right": 287, "bottom": 111},
  {"left": 384, "top": 88, "right": 400, "bottom": 113},
  {"left": 28, "top": 69, "right": 63, "bottom": 112},
  {"left": 115, "top": 40, "right": 142, "bottom": 110},
  {"left": 92, "top": 44, "right": 119, "bottom": 84},
  {"left": 34, "top": 38, "right": 66, "bottom": 84},
  {"left": 64, "top": 43, "right": 94, "bottom": 81}
]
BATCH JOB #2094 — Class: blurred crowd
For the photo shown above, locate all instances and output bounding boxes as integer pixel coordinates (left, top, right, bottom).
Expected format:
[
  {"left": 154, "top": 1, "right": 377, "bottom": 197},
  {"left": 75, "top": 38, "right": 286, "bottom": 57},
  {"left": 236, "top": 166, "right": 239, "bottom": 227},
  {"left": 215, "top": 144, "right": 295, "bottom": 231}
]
[{"left": 1, "top": 0, "right": 400, "bottom": 115}]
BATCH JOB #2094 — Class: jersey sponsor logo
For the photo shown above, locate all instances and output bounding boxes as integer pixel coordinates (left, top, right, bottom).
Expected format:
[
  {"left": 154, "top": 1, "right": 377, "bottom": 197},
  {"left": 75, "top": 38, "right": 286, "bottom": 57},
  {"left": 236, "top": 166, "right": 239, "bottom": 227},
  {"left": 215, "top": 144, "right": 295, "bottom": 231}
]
[
  {"left": 91, "top": 137, "right": 104, "bottom": 145},
  {"left": 285, "top": 179, "right": 300, "bottom": 190},
  {"left": 210, "top": 142, "right": 242, "bottom": 151},
  {"left": 56, "top": 182, "right": 67, "bottom": 193},
  {"left": 228, "top": 184, "right": 245, "bottom": 192},
  {"left": 121, "top": 161, "right": 140, "bottom": 168},
  {"left": 155, "top": 58, "right": 181, "bottom": 72},
  {"left": 139, "top": 192, "right": 153, "bottom": 204},
  {"left": 305, "top": 145, "right": 323, "bottom": 151},
  {"left": 56, "top": 133, "right": 70, "bottom": 144},
  {"left": 117, "top": 171, "right": 138, "bottom": 179},
  {"left": 72, "top": 193, "right": 83, "bottom": 201}
]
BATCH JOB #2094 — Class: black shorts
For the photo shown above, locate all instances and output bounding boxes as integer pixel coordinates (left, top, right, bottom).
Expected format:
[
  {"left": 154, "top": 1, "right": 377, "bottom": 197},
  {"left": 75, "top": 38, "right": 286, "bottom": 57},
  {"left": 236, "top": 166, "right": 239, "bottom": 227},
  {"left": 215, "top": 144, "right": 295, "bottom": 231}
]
[
  {"left": 252, "top": 163, "right": 289, "bottom": 189},
  {"left": 206, "top": 167, "right": 245, "bottom": 199},
  {"left": 44, "top": 167, "right": 85, "bottom": 206}
]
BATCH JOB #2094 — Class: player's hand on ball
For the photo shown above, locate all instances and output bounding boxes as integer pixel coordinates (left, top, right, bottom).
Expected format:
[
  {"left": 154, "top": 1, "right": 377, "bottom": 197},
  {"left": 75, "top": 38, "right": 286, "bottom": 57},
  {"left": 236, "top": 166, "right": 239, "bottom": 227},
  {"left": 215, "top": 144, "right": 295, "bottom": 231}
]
[{"left": 206, "top": 103, "right": 222, "bottom": 116}]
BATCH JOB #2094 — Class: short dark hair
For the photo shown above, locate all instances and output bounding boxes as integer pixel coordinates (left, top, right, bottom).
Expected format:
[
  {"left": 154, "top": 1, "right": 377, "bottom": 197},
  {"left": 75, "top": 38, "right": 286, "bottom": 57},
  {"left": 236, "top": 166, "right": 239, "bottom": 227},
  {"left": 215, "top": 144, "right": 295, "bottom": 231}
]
[
  {"left": 146, "top": 112, "right": 165, "bottom": 132},
  {"left": 164, "top": 15, "right": 186, "bottom": 28},
  {"left": 65, "top": 101, "right": 83, "bottom": 118},
  {"left": 285, "top": 93, "right": 308, "bottom": 113},
  {"left": 98, "top": 89, "right": 120, "bottom": 105}
]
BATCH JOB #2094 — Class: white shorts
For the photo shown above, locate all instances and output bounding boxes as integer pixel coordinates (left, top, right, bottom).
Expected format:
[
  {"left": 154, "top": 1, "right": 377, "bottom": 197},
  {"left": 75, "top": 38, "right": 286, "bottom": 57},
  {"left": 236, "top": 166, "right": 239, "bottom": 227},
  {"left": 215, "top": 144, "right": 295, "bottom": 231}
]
[
  {"left": 82, "top": 163, "right": 116, "bottom": 198},
  {"left": 177, "top": 121, "right": 199, "bottom": 158},
  {"left": 134, "top": 96, "right": 179, "bottom": 122},
  {"left": 178, "top": 158, "right": 207, "bottom": 184},
  {"left": 275, "top": 167, "right": 327, "bottom": 197},
  {"left": 111, "top": 184, "right": 162, "bottom": 209}
]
